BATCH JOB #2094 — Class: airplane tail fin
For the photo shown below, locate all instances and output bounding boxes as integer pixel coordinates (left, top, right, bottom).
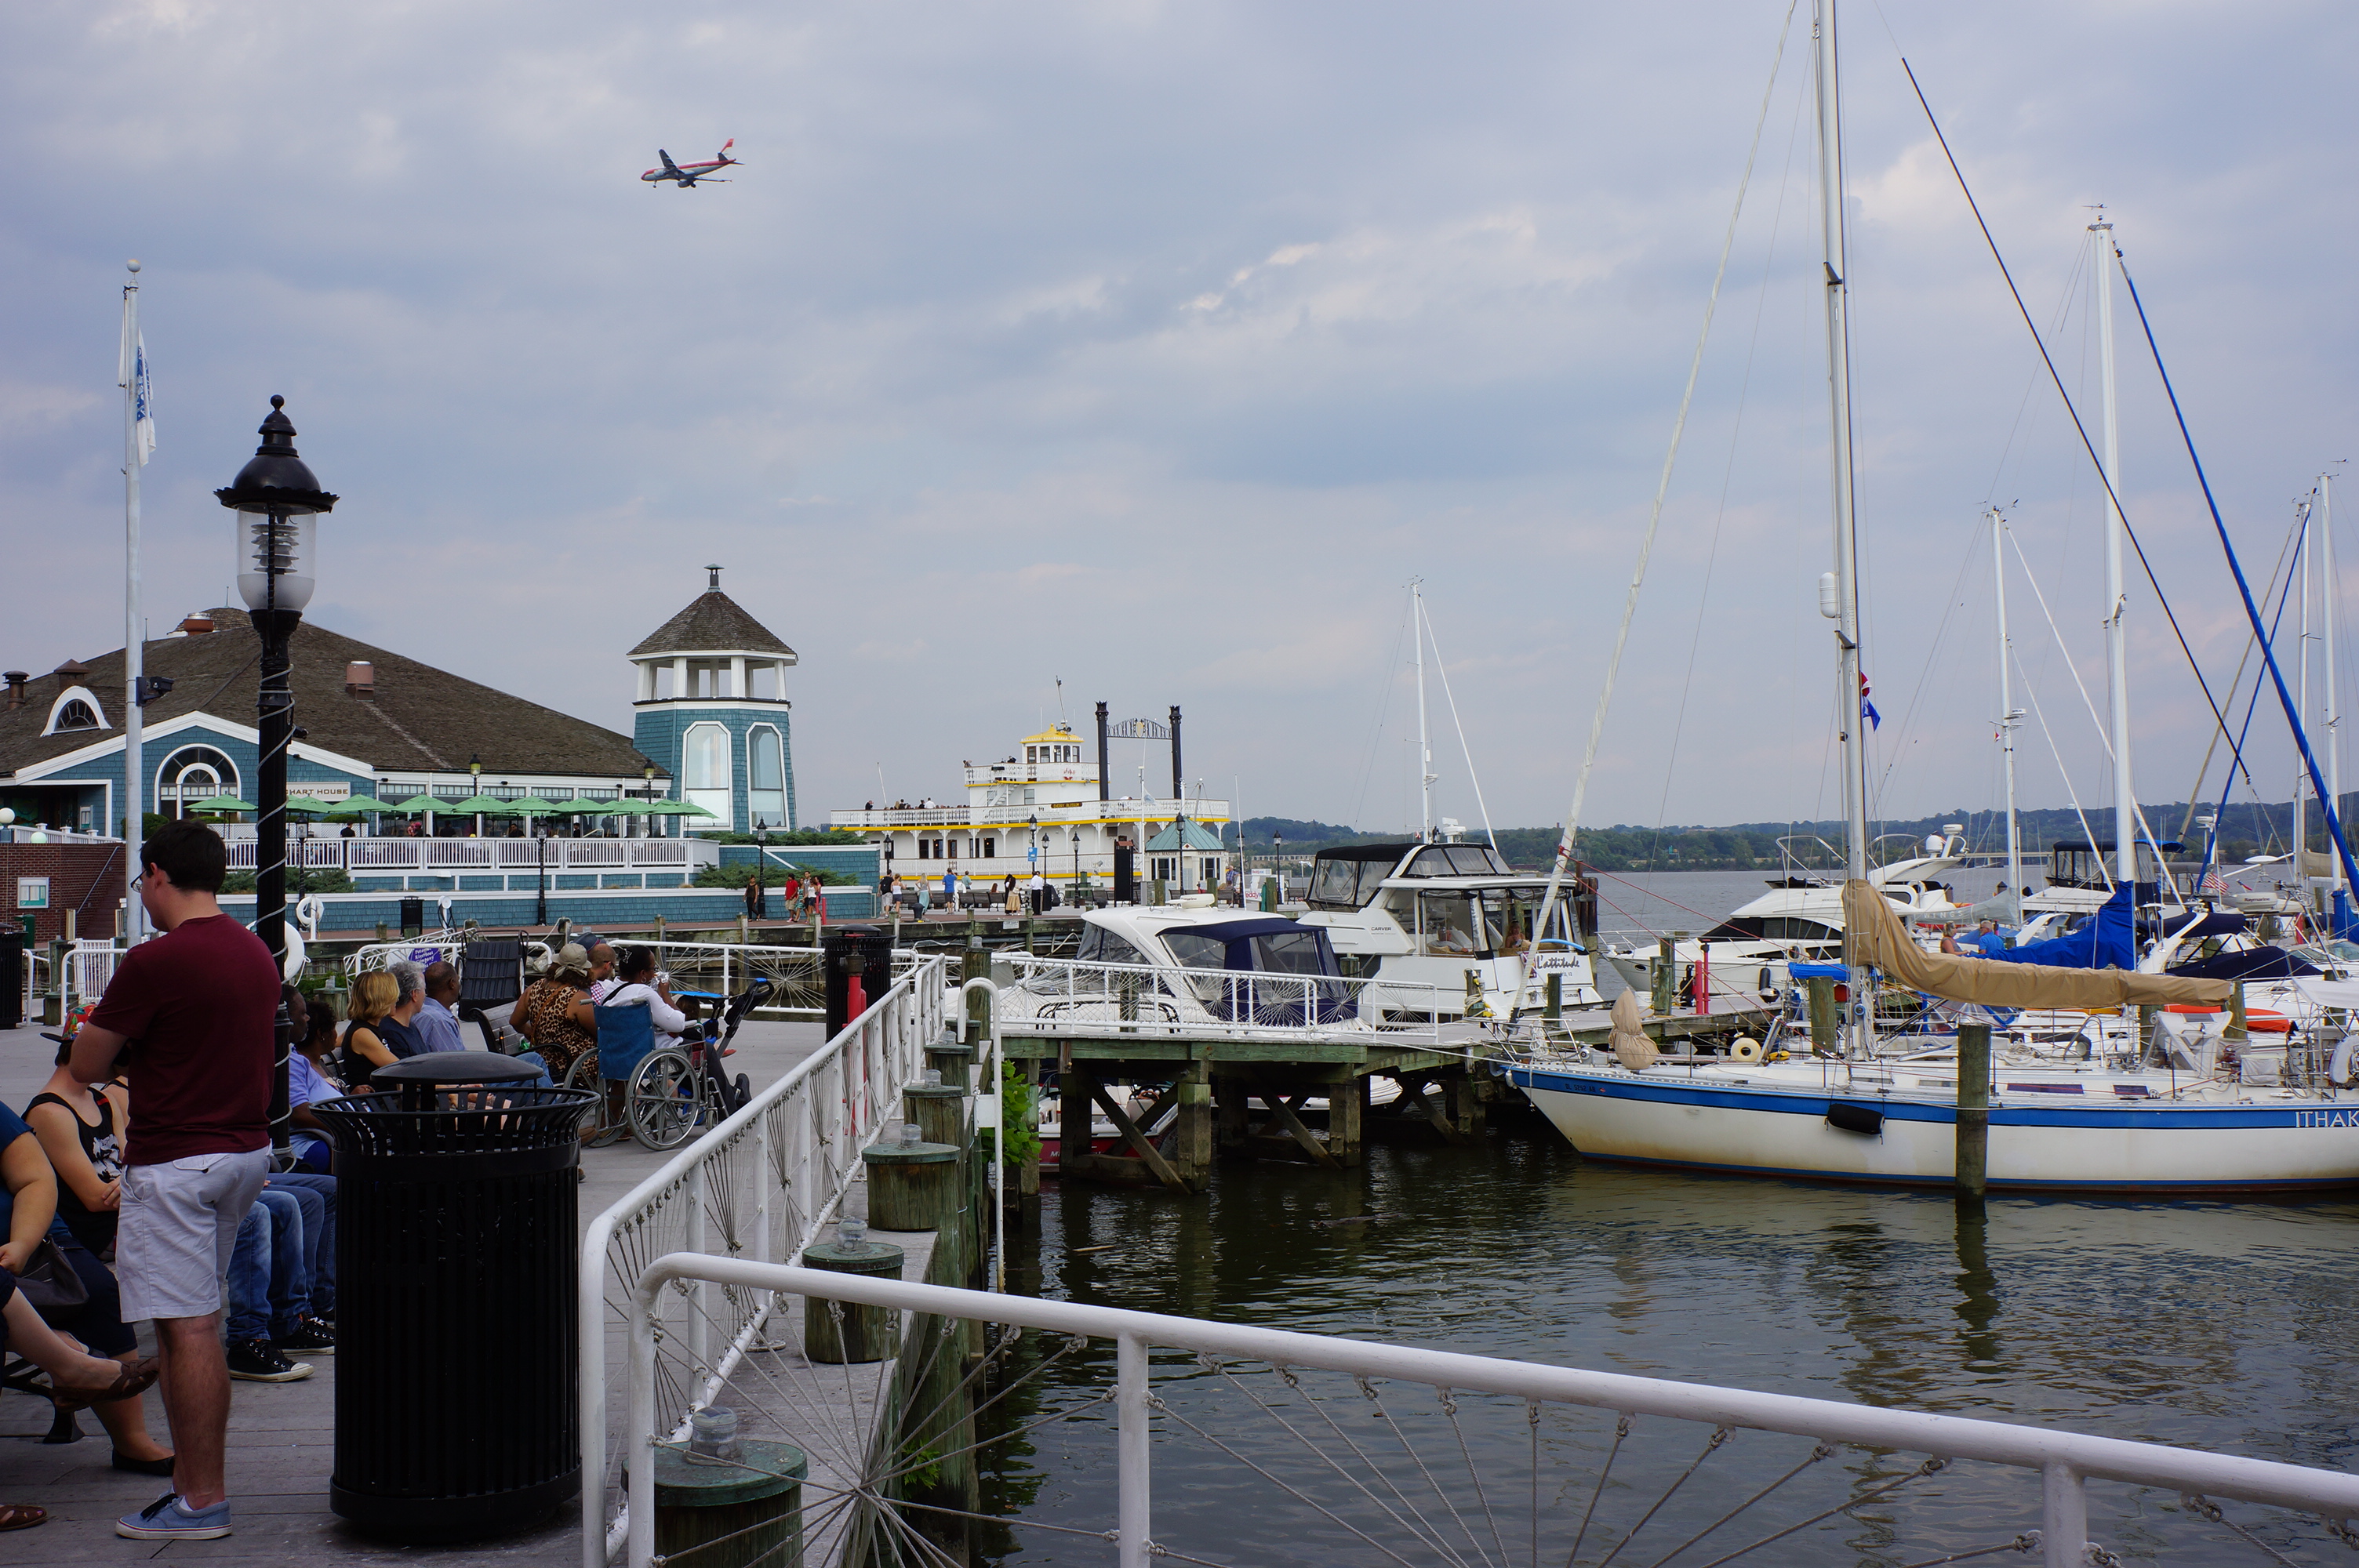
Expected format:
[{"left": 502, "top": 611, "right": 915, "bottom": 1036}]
[{"left": 718, "top": 137, "right": 736, "bottom": 162}]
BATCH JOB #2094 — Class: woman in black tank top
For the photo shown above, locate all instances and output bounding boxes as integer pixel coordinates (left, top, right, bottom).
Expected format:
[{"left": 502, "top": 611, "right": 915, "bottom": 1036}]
[{"left": 24, "top": 1039, "right": 129, "bottom": 1258}]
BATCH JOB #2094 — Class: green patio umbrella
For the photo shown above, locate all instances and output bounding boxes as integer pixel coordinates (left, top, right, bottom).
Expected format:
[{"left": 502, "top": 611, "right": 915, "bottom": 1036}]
[
  {"left": 505, "top": 796, "right": 565, "bottom": 815},
  {"left": 184, "top": 793, "right": 256, "bottom": 814},
  {"left": 388, "top": 795, "right": 441, "bottom": 815},
  {"left": 337, "top": 794, "right": 402, "bottom": 814},
  {"left": 284, "top": 796, "right": 343, "bottom": 815},
  {"left": 443, "top": 794, "right": 512, "bottom": 816}
]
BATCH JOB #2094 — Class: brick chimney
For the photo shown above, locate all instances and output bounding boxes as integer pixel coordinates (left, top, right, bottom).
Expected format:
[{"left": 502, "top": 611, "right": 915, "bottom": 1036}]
[
  {"left": 345, "top": 661, "right": 376, "bottom": 698},
  {"left": 2, "top": 672, "right": 26, "bottom": 710},
  {"left": 179, "top": 612, "right": 216, "bottom": 635}
]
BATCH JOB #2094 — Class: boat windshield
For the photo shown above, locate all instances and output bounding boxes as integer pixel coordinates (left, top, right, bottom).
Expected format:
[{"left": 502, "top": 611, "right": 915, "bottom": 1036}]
[
  {"left": 1407, "top": 844, "right": 1509, "bottom": 877},
  {"left": 1165, "top": 927, "right": 1339, "bottom": 977},
  {"left": 1409, "top": 888, "right": 1556, "bottom": 958},
  {"left": 1308, "top": 856, "right": 1402, "bottom": 909},
  {"left": 1077, "top": 924, "right": 1150, "bottom": 966}
]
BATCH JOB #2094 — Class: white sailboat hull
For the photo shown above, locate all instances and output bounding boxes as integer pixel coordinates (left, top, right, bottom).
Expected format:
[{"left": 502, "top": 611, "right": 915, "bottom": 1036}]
[{"left": 1511, "top": 1063, "right": 2359, "bottom": 1193}]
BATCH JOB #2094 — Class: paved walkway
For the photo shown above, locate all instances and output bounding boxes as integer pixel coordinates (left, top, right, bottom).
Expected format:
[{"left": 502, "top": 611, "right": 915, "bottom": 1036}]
[{"left": 0, "top": 1014, "right": 828, "bottom": 1564}]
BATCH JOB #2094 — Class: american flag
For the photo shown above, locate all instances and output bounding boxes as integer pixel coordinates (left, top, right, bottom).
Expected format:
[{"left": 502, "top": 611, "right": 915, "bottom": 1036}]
[{"left": 2201, "top": 866, "right": 2228, "bottom": 897}]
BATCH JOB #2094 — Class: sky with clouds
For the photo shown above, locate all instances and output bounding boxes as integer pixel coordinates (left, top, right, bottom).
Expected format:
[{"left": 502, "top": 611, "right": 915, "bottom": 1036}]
[{"left": 6, "top": 0, "right": 2356, "bottom": 839}]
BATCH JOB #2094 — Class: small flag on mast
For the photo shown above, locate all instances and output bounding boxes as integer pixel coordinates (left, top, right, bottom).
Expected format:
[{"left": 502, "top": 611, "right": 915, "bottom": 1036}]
[
  {"left": 118, "top": 313, "right": 154, "bottom": 464},
  {"left": 1858, "top": 670, "right": 1881, "bottom": 731}
]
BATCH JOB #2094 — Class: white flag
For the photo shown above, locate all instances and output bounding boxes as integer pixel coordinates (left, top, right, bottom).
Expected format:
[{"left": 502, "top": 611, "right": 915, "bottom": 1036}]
[{"left": 118, "top": 314, "right": 154, "bottom": 464}]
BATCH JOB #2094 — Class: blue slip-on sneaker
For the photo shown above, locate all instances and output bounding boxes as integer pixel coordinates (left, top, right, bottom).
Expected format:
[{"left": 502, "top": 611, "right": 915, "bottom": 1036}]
[{"left": 117, "top": 1491, "right": 232, "bottom": 1540}]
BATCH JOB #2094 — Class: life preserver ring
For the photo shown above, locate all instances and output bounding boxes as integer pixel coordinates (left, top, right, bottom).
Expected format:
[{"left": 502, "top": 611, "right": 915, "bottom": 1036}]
[
  {"left": 1731, "top": 1037, "right": 1762, "bottom": 1063},
  {"left": 296, "top": 894, "right": 325, "bottom": 935},
  {"left": 2331, "top": 1036, "right": 2359, "bottom": 1089}
]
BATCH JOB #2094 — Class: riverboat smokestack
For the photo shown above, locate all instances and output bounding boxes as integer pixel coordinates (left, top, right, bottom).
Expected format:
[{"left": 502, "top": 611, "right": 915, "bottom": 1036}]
[
  {"left": 1095, "top": 702, "right": 1110, "bottom": 802},
  {"left": 1169, "top": 705, "right": 1183, "bottom": 802}
]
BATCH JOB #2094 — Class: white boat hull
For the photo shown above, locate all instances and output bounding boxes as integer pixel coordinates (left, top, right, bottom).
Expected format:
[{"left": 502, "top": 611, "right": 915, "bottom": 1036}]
[{"left": 1511, "top": 1062, "right": 2359, "bottom": 1193}]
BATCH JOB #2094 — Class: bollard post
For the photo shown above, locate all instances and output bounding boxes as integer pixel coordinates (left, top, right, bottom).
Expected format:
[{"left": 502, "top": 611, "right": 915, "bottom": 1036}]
[
  {"left": 1955, "top": 1022, "right": 1990, "bottom": 1197},
  {"left": 376, "top": 920, "right": 388, "bottom": 942}
]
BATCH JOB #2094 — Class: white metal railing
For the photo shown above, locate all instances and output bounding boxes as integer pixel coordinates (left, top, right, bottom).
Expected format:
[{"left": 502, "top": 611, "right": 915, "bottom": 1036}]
[
  {"left": 220, "top": 837, "right": 721, "bottom": 875},
  {"left": 0, "top": 825, "right": 120, "bottom": 846},
  {"left": 67, "top": 940, "right": 123, "bottom": 1006},
  {"left": 998, "top": 954, "right": 1452, "bottom": 1050},
  {"left": 581, "top": 955, "right": 947, "bottom": 1565},
  {"left": 344, "top": 935, "right": 842, "bottom": 1015},
  {"left": 831, "top": 808, "right": 976, "bottom": 828},
  {"left": 626, "top": 1258, "right": 2359, "bottom": 1568}
]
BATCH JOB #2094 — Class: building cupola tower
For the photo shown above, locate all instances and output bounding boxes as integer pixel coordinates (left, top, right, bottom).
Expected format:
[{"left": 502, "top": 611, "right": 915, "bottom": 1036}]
[{"left": 628, "top": 567, "right": 798, "bottom": 831}]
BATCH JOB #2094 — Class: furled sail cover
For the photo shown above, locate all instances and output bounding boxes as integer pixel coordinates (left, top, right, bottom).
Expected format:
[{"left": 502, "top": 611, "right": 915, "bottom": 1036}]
[
  {"left": 1841, "top": 880, "right": 2232, "bottom": 1008},
  {"left": 2006, "top": 884, "right": 2135, "bottom": 969}
]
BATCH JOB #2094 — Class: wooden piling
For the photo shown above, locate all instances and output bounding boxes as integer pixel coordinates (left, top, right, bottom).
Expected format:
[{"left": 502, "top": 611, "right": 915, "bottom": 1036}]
[
  {"left": 1059, "top": 1065, "right": 1093, "bottom": 1178},
  {"left": 1329, "top": 1075, "right": 1365, "bottom": 1167},
  {"left": 2227, "top": 981, "right": 2248, "bottom": 1042},
  {"left": 1955, "top": 1022, "right": 1990, "bottom": 1197},
  {"left": 1173, "top": 1061, "right": 1212, "bottom": 1184},
  {"left": 1214, "top": 1077, "right": 1251, "bottom": 1156},
  {"left": 1544, "top": 971, "right": 1562, "bottom": 1032},
  {"left": 1651, "top": 934, "right": 1677, "bottom": 1016}
]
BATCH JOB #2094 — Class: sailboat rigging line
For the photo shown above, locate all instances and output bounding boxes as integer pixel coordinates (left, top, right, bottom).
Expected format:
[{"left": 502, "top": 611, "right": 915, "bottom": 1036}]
[
  {"left": 1654, "top": 58, "right": 1816, "bottom": 866},
  {"left": 1350, "top": 597, "right": 1414, "bottom": 832},
  {"left": 2115, "top": 256, "right": 2359, "bottom": 899},
  {"left": 1872, "top": 530, "right": 1982, "bottom": 805},
  {"left": 1522, "top": 0, "right": 1801, "bottom": 1012},
  {"left": 1414, "top": 597, "right": 1496, "bottom": 851},
  {"left": 2177, "top": 515, "right": 2305, "bottom": 848},
  {"left": 1899, "top": 59, "right": 2237, "bottom": 774},
  {"left": 2009, "top": 658, "right": 2113, "bottom": 893},
  {"left": 2003, "top": 528, "right": 2179, "bottom": 873},
  {"left": 2207, "top": 518, "right": 2306, "bottom": 860}
]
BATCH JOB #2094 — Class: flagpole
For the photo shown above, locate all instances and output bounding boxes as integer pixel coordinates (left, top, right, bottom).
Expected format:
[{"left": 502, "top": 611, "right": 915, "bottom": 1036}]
[{"left": 121, "top": 260, "right": 145, "bottom": 942}]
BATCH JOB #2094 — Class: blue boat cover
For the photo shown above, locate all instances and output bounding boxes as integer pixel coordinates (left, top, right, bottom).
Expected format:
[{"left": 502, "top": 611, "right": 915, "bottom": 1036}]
[
  {"left": 2008, "top": 884, "right": 2135, "bottom": 970},
  {"left": 1789, "top": 963, "right": 1848, "bottom": 981}
]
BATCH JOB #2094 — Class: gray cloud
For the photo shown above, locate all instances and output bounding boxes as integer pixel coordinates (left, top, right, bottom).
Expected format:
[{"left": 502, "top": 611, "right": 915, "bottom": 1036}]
[{"left": 5, "top": 0, "right": 2356, "bottom": 840}]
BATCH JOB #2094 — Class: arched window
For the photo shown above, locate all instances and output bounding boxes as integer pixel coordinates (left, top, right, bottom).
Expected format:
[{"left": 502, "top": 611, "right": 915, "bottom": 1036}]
[
  {"left": 41, "top": 685, "right": 110, "bottom": 737},
  {"left": 156, "top": 746, "right": 240, "bottom": 819},
  {"left": 747, "top": 724, "right": 787, "bottom": 829},
  {"left": 681, "top": 723, "right": 732, "bottom": 829}
]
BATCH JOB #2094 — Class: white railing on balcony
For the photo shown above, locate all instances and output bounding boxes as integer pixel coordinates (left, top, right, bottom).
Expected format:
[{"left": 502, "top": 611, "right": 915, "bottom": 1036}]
[
  {"left": 580, "top": 954, "right": 947, "bottom": 1564},
  {"left": 831, "top": 808, "right": 976, "bottom": 829},
  {"left": 997, "top": 954, "right": 1452, "bottom": 1051},
  {"left": 0, "top": 826, "right": 121, "bottom": 846},
  {"left": 222, "top": 837, "right": 718, "bottom": 874},
  {"left": 623, "top": 1258, "right": 2359, "bottom": 1568}
]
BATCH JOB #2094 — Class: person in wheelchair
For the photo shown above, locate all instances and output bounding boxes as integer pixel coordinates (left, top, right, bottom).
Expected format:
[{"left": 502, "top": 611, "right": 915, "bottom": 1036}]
[{"left": 602, "top": 948, "right": 688, "bottom": 1043}]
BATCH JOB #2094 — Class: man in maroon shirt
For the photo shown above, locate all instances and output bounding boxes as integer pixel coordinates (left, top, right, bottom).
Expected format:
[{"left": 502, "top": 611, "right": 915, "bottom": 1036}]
[{"left": 71, "top": 821, "right": 278, "bottom": 1541}]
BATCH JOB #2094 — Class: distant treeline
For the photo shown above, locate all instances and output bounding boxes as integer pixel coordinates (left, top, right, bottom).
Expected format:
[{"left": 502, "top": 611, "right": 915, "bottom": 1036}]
[{"left": 1234, "top": 801, "right": 2351, "bottom": 873}]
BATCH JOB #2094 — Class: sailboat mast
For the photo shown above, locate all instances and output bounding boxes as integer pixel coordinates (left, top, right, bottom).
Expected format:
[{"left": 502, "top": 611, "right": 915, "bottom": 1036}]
[
  {"left": 1412, "top": 579, "right": 1433, "bottom": 842},
  {"left": 1991, "top": 510, "right": 2023, "bottom": 924},
  {"left": 1814, "top": 0, "right": 1868, "bottom": 892},
  {"left": 2298, "top": 498, "right": 2313, "bottom": 909},
  {"left": 2327, "top": 472, "right": 2343, "bottom": 902},
  {"left": 2093, "top": 217, "right": 2136, "bottom": 890}
]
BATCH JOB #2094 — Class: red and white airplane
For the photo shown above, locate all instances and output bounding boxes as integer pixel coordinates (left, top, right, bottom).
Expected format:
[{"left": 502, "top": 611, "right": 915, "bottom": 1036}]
[{"left": 642, "top": 140, "right": 738, "bottom": 188}]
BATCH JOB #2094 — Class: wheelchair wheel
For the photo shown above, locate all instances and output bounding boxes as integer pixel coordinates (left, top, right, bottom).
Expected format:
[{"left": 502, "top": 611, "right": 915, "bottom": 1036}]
[
  {"left": 562, "top": 1053, "right": 613, "bottom": 1136},
  {"left": 627, "top": 1048, "right": 700, "bottom": 1150}
]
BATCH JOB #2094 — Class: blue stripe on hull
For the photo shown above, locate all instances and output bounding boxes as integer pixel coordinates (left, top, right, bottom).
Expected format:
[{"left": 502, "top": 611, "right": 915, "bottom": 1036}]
[
  {"left": 1558, "top": 1147, "right": 2359, "bottom": 1194},
  {"left": 1509, "top": 1068, "right": 2359, "bottom": 1132}
]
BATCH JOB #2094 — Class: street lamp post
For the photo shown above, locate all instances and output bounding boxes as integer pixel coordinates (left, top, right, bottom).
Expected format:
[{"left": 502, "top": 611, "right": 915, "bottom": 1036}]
[
  {"left": 215, "top": 396, "right": 336, "bottom": 1166},
  {"left": 1070, "top": 826, "right": 1081, "bottom": 905},
  {"left": 1272, "top": 832, "right": 1284, "bottom": 905},
  {"left": 469, "top": 753, "right": 482, "bottom": 837},
  {"left": 643, "top": 762, "right": 658, "bottom": 840}
]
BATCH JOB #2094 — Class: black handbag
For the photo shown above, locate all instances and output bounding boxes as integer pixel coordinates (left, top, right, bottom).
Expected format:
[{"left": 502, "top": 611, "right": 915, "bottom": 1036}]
[{"left": 13, "top": 1239, "right": 90, "bottom": 1316}]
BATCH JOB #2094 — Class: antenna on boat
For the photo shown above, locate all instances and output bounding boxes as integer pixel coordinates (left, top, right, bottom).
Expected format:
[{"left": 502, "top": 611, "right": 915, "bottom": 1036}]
[{"left": 1410, "top": 579, "right": 1434, "bottom": 843}]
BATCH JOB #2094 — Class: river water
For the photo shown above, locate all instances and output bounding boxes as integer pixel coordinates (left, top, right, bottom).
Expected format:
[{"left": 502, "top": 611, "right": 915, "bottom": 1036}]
[{"left": 958, "top": 876, "right": 2359, "bottom": 1564}]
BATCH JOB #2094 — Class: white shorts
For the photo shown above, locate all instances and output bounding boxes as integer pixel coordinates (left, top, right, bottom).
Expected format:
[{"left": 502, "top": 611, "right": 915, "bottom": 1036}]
[{"left": 117, "top": 1149, "right": 272, "bottom": 1323}]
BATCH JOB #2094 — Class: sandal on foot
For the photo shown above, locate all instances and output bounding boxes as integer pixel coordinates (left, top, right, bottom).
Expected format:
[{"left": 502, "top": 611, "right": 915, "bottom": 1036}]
[
  {"left": 54, "top": 1356, "right": 160, "bottom": 1412},
  {"left": 0, "top": 1504, "right": 46, "bottom": 1531}
]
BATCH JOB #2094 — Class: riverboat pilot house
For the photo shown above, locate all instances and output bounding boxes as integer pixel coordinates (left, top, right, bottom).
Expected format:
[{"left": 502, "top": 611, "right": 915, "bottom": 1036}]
[{"left": 831, "top": 722, "right": 1232, "bottom": 898}]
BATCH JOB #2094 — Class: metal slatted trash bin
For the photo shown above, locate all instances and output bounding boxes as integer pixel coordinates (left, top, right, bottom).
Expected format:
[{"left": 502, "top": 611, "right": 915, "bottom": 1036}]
[{"left": 311, "top": 1053, "right": 598, "bottom": 1541}]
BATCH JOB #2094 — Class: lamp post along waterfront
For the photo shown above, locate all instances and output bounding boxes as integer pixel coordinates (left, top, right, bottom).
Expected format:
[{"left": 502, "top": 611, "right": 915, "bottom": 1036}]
[{"left": 214, "top": 396, "right": 337, "bottom": 1164}]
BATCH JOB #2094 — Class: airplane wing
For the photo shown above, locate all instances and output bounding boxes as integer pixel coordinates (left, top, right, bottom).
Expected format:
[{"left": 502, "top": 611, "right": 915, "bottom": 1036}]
[{"left": 658, "top": 149, "right": 682, "bottom": 175}]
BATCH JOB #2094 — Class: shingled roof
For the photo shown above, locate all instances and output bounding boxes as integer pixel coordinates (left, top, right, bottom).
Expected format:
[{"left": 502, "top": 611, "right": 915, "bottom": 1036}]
[
  {"left": 0, "top": 612, "right": 663, "bottom": 781},
  {"left": 629, "top": 589, "right": 795, "bottom": 660}
]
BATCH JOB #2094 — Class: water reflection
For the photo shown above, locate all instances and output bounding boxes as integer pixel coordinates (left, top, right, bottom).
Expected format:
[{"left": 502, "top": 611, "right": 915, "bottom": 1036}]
[{"left": 980, "top": 1115, "right": 2359, "bottom": 1561}]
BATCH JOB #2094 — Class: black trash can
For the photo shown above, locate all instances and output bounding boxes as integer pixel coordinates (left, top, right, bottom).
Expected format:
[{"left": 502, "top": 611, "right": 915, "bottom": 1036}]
[
  {"left": 398, "top": 895, "right": 425, "bottom": 936},
  {"left": 823, "top": 926, "right": 894, "bottom": 1036},
  {"left": 311, "top": 1053, "right": 598, "bottom": 1541}
]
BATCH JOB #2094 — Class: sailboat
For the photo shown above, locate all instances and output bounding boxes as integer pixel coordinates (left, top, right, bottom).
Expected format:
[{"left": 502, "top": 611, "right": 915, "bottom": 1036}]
[{"left": 1507, "top": 0, "right": 2359, "bottom": 1193}]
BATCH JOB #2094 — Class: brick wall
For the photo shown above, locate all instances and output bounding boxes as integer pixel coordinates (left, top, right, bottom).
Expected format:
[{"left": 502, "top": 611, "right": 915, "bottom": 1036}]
[{"left": 2, "top": 841, "right": 129, "bottom": 943}]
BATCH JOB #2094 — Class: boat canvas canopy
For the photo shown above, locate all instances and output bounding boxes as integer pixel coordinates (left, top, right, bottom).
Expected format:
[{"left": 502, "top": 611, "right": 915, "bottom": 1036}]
[
  {"left": 1841, "top": 880, "right": 2232, "bottom": 1009},
  {"left": 2007, "top": 885, "right": 2135, "bottom": 970}
]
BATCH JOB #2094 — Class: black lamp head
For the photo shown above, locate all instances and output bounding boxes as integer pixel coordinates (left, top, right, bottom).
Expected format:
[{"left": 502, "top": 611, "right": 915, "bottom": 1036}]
[{"left": 214, "top": 395, "right": 337, "bottom": 516}]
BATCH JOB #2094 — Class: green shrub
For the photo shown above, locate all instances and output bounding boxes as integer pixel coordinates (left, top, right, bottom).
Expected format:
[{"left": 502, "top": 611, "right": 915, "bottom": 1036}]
[
  {"left": 692, "top": 864, "right": 856, "bottom": 888},
  {"left": 221, "top": 869, "right": 354, "bottom": 895},
  {"left": 997, "top": 1062, "right": 1041, "bottom": 1167}
]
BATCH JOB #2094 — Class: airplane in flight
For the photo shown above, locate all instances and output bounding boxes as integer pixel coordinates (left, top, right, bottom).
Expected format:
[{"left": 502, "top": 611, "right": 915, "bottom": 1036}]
[{"left": 642, "top": 140, "right": 738, "bottom": 188}]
